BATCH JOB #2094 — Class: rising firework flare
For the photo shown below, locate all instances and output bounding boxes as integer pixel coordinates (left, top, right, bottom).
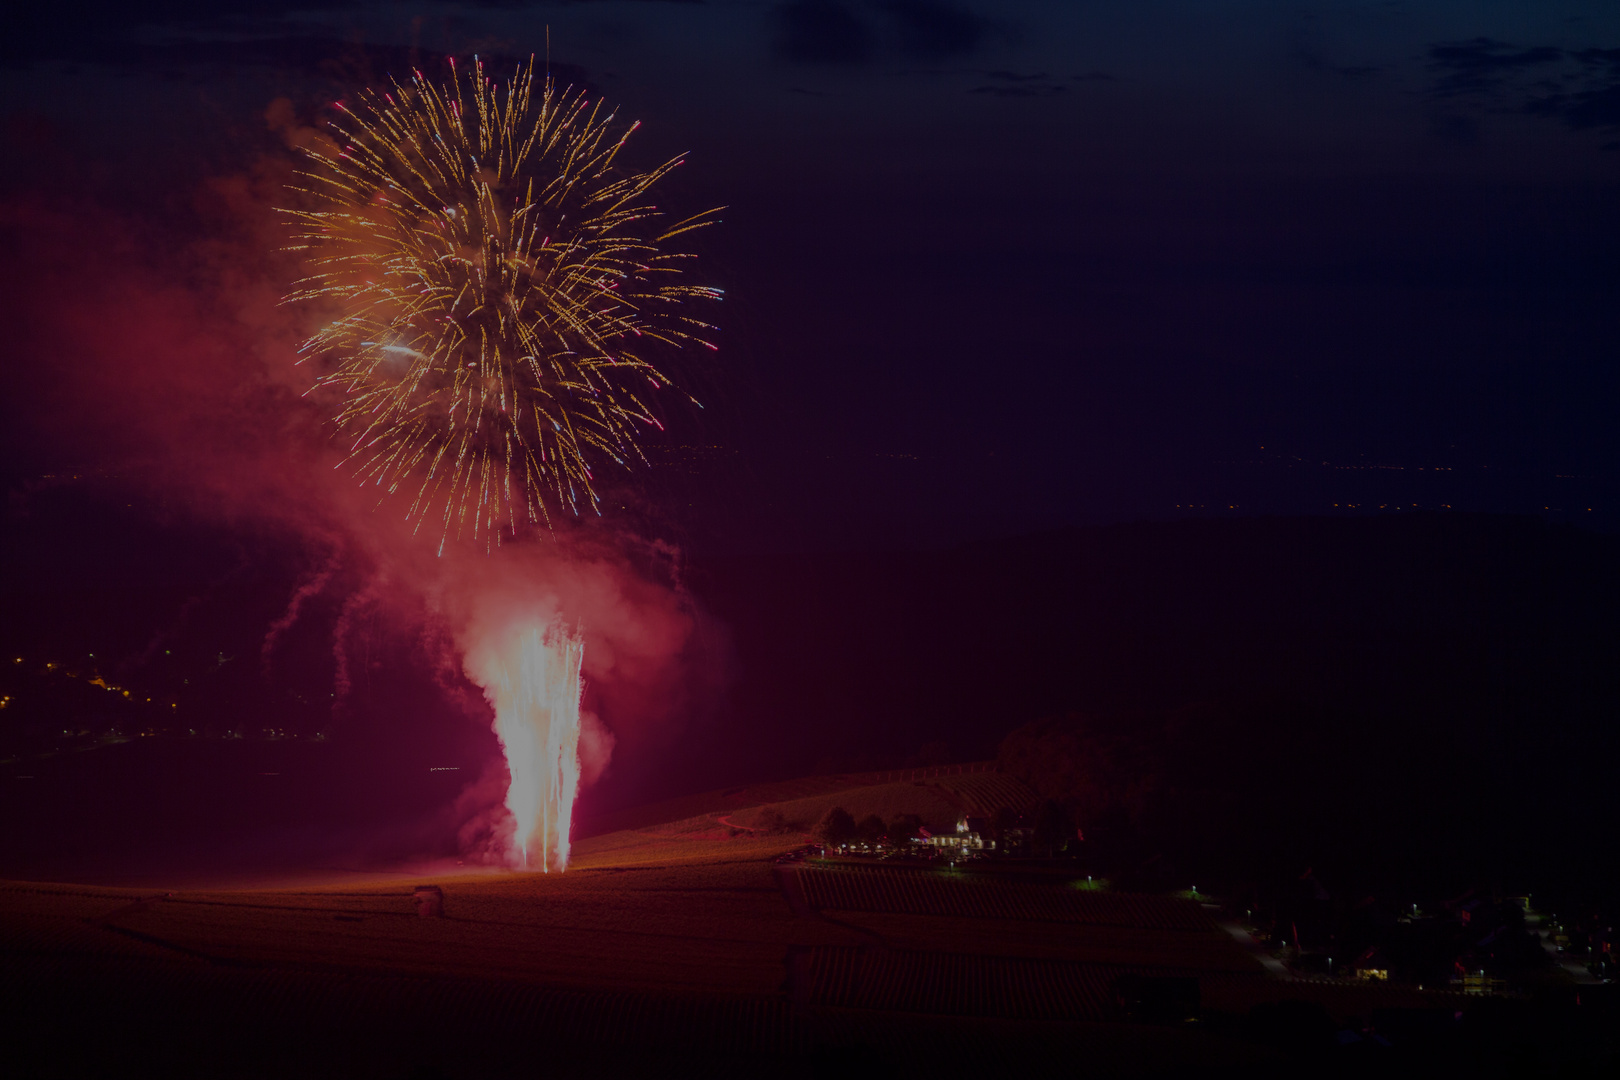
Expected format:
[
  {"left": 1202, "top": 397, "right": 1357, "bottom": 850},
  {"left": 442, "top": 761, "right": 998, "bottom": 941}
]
[
  {"left": 478, "top": 622, "right": 585, "bottom": 871},
  {"left": 283, "top": 58, "right": 721, "bottom": 545}
]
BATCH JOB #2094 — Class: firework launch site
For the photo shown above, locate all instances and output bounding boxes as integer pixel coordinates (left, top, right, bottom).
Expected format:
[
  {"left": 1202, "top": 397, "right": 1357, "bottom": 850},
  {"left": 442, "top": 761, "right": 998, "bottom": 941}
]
[
  {"left": 5, "top": 763, "right": 1615, "bottom": 1080},
  {"left": 5, "top": 513, "right": 1620, "bottom": 1078}
]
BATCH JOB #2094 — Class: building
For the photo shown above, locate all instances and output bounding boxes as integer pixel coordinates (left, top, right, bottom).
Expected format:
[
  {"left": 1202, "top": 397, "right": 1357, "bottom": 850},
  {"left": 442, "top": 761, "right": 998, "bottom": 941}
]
[{"left": 920, "top": 818, "right": 989, "bottom": 852}]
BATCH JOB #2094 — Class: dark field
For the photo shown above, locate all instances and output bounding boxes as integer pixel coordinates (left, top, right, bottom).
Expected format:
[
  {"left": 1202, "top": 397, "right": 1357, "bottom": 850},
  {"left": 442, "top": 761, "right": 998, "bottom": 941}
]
[{"left": 12, "top": 772, "right": 1595, "bottom": 1080}]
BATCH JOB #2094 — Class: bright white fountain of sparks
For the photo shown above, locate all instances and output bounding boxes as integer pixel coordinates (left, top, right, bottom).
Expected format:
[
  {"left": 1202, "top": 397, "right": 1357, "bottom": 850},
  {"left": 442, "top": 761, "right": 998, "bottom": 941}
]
[{"left": 480, "top": 624, "right": 584, "bottom": 871}]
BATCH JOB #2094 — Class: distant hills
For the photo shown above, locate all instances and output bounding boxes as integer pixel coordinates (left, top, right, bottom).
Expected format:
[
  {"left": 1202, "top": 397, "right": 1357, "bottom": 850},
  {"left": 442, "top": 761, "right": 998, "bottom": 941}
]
[
  {"left": 665, "top": 514, "right": 1620, "bottom": 909},
  {"left": 4, "top": 511, "right": 1616, "bottom": 907}
]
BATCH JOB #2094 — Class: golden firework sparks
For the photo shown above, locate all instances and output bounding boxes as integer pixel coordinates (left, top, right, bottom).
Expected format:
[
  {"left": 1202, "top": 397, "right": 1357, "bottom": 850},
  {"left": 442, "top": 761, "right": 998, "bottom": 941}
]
[{"left": 282, "top": 57, "right": 721, "bottom": 547}]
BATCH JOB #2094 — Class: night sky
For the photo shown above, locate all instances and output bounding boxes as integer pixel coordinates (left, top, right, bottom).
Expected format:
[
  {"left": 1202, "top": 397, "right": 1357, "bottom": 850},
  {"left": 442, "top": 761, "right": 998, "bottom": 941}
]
[
  {"left": 2, "top": 2, "right": 1619, "bottom": 880},
  {"left": 3, "top": 0, "right": 1617, "bottom": 550}
]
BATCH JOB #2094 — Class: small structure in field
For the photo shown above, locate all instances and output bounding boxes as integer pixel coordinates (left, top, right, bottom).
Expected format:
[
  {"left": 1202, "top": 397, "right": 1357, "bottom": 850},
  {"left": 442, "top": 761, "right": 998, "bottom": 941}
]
[{"left": 413, "top": 885, "right": 445, "bottom": 918}]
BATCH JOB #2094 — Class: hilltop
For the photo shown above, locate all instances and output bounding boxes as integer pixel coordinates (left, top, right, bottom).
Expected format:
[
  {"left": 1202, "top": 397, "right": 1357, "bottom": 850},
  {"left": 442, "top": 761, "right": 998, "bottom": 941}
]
[{"left": 8, "top": 765, "right": 1615, "bottom": 1078}]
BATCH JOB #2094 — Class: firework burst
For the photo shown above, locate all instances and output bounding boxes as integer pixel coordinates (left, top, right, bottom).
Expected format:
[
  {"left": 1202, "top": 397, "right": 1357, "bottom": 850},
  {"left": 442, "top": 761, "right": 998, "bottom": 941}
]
[{"left": 283, "top": 57, "right": 721, "bottom": 545}]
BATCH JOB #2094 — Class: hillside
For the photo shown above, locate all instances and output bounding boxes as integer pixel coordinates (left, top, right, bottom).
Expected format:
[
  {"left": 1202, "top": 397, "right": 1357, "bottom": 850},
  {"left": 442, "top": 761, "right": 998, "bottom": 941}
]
[
  {"left": 6, "top": 513, "right": 1617, "bottom": 909},
  {"left": 585, "top": 762, "right": 1027, "bottom": 837},
  {"left": 659, "top": 514, "right": 1620, "bottom": 911},
  {"left": 11, "top": 777, "right": 1609, "bottom": 1079}
]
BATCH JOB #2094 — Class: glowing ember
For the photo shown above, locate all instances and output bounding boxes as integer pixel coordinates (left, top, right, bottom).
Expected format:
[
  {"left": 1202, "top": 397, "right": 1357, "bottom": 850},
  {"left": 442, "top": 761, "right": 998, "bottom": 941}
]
[{"left": 477, "top": 623, "right": 584, "bottom": 871}]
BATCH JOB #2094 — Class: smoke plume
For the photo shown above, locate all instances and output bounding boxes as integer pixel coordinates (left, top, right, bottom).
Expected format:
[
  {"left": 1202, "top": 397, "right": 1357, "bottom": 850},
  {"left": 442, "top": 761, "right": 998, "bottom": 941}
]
[{"left": 1, "top": 141, "right": 709, "bottom": 867}]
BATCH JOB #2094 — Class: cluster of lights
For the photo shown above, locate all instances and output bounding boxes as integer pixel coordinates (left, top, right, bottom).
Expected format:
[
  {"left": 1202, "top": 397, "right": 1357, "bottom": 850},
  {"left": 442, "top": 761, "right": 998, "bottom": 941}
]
[{"left": 11, "top": 654, "right": 178, "bottom": 711}]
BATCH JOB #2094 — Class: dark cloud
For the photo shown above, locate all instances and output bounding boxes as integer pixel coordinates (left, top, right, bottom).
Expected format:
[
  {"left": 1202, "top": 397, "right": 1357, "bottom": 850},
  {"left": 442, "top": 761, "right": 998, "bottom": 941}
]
[
  {"left": 138, "top": 37, "right": 580, "bottom": 85},
  {"left": 971, "top": 68, "right": 1065, "bottom": 98},
  {"left": 1430, "top": 114, "right": 1481, "bottom": 147},
  {"left": 1575, "top": 47, "right": 1620, "bottom": 68},
  {"left": 1071, "top": 71, "right": 1116, "bottom": 82},
  {"left": 772, "top": 0, "right": 988, "bottom": 66},
  {"left": 460, "top": 0, "right": 702, "bottom": 4},
  {"left": 1530, "top": 83, "right": 1620, "bottom": 132},
  {"left": 773, "top": 1, "right": 870, "bottom": 65},
  {"left": 6, "top": 0, "right": 699, "bottom": 64},
  {"left": 1425, "top": 38, "right": 1563, "bottom": 97},
  {"left": 880, "top": 1, "right": 988, "bottom": 60},
  {"left": 1528, "top": 47, "right": 1620, "bottom": 132},
  {"left": 4, "top": 17, "right": 590, "bottom": 94},
  {"left": 4, "top": 1, "right": 595, "bottom": 92},
  {"left": 4, "top": 0, "right": 691, "bottom": 69},
  {"left": 1425, "top": 37, "right": 1620, "bottom": 138},
  {"left": 969, "top": 83, "right": 1062, "bottom": 99},
  {"left": 1291, "top": 41, "right": 1381, "bottom": 82},
  {"left": 3, "top": 1, "right": 357, "bottom": 67}
]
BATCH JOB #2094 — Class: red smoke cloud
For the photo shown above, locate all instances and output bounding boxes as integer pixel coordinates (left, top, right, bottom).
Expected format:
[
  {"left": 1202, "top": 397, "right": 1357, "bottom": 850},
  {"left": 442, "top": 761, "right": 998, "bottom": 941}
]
[{"left": 1, "top": 147, "right": 717, "bottom": 859}]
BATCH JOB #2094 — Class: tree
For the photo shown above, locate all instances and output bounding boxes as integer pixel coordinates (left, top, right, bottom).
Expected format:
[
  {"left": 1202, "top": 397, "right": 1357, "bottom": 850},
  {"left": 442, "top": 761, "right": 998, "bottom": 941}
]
[
  {"left": 856, "top": 814, "right": 886, "bottom": 844},
  {"left": 990, "top": 806, "right": 1022, "bottom": 839},
  {"left": 1032, "top": 800, "right": 1074, "bottom": 858},
  {"left": 814, "top": 806, "right": 857, "bottom": 846},
  {"left": 888, "top": 813, "right": 925, "bottom": 842},
  {"left": 997, "top": 711, "right": 1162, "bottom": 827}
]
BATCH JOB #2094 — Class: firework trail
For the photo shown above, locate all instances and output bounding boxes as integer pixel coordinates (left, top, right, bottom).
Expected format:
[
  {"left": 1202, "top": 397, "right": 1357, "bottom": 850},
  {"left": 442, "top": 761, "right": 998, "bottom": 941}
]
[
  {"left": 282, "top": 57, "right": 721, "bottom": 546},
  {"left": 472, "top": 621, "right": 585, "bottom": 871}
]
